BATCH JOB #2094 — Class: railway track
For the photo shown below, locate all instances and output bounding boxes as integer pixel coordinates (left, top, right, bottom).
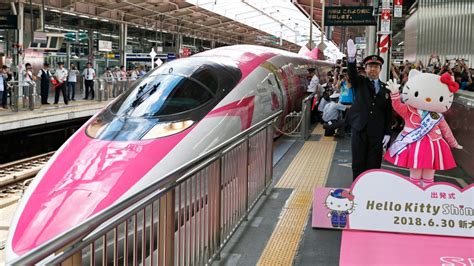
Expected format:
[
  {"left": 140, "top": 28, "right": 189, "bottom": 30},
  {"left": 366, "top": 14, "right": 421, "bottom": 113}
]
[{"left": 0, "top": 152, "right": 55, "bottom": 195}]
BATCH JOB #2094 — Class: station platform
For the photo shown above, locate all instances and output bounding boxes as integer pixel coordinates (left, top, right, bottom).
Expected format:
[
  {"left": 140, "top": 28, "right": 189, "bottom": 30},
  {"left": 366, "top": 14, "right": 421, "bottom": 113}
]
[
  {"left": 0, "top": 99, "right": 110, "bottom": 132},
  {"left": 0, "top": 122, "right": 471, "bottom": 265},
  {"left": 211, "top": 124, "right": 473, "bottom": 266}
]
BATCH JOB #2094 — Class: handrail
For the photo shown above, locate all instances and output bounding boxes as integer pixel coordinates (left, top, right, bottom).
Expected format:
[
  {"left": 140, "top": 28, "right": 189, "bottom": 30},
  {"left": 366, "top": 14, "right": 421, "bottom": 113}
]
[{"left": 8, "top": 110, "right": 282, "bottom": 265}]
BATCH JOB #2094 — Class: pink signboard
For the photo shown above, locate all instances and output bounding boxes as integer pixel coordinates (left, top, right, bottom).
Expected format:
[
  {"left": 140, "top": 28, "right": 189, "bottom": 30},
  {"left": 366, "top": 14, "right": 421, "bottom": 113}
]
[
  {"left": 340, "top": 231, "right": 474, "bottom": 266},
  {"left": 312, "top": 170, "right": 474, "bottom": 238}
]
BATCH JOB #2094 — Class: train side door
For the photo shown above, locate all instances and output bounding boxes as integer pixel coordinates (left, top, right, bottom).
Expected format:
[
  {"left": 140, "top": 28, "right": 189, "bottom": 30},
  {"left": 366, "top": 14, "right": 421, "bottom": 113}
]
[
  {"left": 256, "top": 73, "right": 283, "bottom": 120},
  {"left": 267, "top": 73, "right": 283, "bottom": 113}
]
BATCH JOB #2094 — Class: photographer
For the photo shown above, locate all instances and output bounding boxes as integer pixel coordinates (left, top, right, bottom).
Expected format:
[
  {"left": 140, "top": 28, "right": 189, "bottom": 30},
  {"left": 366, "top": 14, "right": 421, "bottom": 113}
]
[{"left": 322, "top": 93, "right": 348, "bottom": 137}]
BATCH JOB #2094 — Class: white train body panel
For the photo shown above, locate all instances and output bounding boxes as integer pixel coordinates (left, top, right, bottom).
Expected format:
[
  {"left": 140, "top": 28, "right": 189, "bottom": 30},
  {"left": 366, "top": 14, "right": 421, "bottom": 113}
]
[{"left": 6, "top": 45, "right": 332, "bottom": 261}]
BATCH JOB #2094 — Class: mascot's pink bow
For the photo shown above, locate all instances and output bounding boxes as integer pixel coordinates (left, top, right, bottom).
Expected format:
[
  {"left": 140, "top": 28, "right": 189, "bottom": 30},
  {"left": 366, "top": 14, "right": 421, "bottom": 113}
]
[
  {"left": 341, "top": 190, "right": 355, "bottom": 201},
  {"left": 440, "top": 72, "right": 459, "bottom": 93}
]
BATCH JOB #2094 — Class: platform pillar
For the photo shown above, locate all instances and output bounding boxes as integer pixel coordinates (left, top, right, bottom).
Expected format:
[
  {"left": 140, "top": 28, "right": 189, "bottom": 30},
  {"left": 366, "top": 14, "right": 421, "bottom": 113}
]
[
  {"left": 13, "top": 1, "right": 24, "bottom": 84},
  {"left": 66, "top": 42, "right": 71, "bottom": 69},
  {"left": 119, "top": 15, "right": 127, "bottom": 68}
]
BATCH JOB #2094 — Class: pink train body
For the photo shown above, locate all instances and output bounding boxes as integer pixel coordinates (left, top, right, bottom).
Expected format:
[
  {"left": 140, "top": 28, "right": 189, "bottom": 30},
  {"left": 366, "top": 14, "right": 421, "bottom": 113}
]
[{"left": 6, "top": 45, "right": 332, "bottom": 260}]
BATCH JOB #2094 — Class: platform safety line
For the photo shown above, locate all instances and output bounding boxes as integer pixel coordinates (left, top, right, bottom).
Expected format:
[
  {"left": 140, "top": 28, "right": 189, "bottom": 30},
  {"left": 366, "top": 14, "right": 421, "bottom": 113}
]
[
  {"left": 257, "top": 141, "right": 336, "bottom": 265},
  {"left": 312, "top": 123, "right": 324, "bottom": 135},
  {"left": 311, "top": 124, "right": 335, "bottom": 142}
]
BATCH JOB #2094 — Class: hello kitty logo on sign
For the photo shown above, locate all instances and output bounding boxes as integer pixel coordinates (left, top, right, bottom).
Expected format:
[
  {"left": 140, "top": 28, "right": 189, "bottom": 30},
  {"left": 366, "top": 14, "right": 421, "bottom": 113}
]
[
  {"left": 324, "top": 189, "right": 355, "bottom": 228},
  {"left": 312, "top": 170, "right": 474, "bottom": 238}
]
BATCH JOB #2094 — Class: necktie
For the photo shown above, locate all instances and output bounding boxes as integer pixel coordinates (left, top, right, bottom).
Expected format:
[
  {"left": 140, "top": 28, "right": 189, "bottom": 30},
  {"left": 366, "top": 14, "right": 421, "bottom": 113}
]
[
  {"left": 371, "top": 80, "right": 376, "bottom": 94},
  {"left": 87, "top": 69, "right": 90, "bottom": 80}
]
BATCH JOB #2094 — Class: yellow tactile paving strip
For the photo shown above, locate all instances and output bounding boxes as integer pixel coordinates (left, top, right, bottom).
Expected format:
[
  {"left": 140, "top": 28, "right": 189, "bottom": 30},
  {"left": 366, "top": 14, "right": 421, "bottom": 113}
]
[
  {"left": 257, "top": 140, "right": 336, "bottom": 265},
  {"left": 312, "top": 123, "right": 324, "bottom": 135},
  {"left": 312, "top": 124, "right": 335, "bottom": 142}
]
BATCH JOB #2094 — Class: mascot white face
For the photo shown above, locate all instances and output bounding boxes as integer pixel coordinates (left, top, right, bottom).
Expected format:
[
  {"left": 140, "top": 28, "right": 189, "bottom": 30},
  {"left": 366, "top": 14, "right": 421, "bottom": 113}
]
[{"left": 402, "top": 70, "right": 455, "bottom": 113}]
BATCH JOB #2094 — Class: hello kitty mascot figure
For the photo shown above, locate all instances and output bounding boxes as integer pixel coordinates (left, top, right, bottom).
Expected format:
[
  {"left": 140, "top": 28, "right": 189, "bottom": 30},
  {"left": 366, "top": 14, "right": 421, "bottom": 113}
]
[{"left": 384, "top": 71, "right": 463, "bottom": 187}]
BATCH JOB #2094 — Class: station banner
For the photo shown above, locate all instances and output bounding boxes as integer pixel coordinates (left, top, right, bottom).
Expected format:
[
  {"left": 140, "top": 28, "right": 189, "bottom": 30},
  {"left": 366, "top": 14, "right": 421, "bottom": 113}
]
[
  {"left": 380, "top": 9, "right": 391, "bottom": 34},
  {"left": 394, "top": 0, "right": 403, "bottom": 17},
  {"left": 324, "top": 7, "right": 376, "bottom": 26},
  {"left": 312, "top": 170, "right": 473, "bottom": 238},
  {"left": 98, "top": 40, "right": 112, "bottom": 52}
]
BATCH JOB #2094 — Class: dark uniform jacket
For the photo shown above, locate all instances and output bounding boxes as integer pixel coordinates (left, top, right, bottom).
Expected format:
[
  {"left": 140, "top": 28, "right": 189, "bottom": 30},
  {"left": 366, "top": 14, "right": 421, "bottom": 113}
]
[
  {"left": 346, "top": 60, "right": 392, "bottom": 138},
  {"left": 39, "top": 69, "right": 51, "bottom": 88}
]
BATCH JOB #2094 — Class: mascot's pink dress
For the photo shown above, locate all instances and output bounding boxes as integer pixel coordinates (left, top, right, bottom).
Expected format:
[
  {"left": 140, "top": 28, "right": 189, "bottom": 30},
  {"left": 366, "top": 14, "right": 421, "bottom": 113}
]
[{"left": 383, "top": 97, "right": 458, "bottom": 170}]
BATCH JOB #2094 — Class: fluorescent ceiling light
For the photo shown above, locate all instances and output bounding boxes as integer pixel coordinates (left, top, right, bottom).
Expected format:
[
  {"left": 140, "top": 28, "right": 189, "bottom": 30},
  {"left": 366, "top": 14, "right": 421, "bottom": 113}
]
[
  {"left": 50, "top": 9, "right": 60, "bottom": 13},
  {"left": 100, "top": 18, "right": 109, "bottom": 22},
  {"left": 45, "top": 25, "right": 78, "bottom": 32},
  {"left": 63, "top": 11, "right": 75, "bottom": 16},
  {"left": 79, "top": 14, "right": 89, "bottom": 18}
]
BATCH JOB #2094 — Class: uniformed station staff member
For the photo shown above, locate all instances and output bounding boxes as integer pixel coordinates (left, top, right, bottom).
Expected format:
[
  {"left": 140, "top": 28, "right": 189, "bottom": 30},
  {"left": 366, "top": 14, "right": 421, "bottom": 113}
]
[
  {"left": 83, "top": 62, "right": 96, "bottom": 100},
  {"left": 37, "top": 63, "right": 51, "bottom": 105},
  {"left": 54, "top": 62, "right": 69, "bottom": 105},
  {"left": 345, "top": 39, "right": 393, "bottom": 180}
]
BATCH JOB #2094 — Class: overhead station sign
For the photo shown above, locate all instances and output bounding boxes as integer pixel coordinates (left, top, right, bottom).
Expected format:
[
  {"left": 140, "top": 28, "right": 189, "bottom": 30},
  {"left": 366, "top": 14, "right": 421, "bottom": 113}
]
[
  {"left": 324, "top": 7, "right": 376, "bottom": 26},
  {"left": 98, "top": 40, "right": 112, "bottom": 52},
  {"left": 0, "top": 15, "right": 17, "bottom": 29}
]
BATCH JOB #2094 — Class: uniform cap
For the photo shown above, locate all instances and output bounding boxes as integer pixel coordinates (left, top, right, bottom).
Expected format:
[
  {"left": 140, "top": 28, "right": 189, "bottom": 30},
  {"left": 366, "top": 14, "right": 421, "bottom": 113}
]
[{"left": 363, "top": 55, "right": 384, "bottom": 66}]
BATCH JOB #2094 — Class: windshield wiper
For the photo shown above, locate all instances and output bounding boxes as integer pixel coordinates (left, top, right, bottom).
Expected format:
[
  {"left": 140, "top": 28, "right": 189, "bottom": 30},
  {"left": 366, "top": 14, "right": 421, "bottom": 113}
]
[{"left": 131, "top": 82, "right": 161, "bottom": 107}]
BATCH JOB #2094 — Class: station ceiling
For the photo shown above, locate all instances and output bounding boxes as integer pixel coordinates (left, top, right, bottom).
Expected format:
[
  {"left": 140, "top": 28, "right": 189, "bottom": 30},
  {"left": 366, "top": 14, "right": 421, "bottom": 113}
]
[{"left": 27, "top": 0, "right": 305, "bottom": 52}]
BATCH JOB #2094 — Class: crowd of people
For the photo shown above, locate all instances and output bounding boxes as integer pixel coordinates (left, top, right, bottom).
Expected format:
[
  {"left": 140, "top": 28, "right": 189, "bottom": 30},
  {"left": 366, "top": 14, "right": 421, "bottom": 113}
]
[
  {"left": 308, "top": 57, "right": 355, "bottom": 138},
  {"left": 308, "top": 55, "right": 474, "bottom": 139},
  {"left": 390, "top": 55, "right": 473, "bottom": 91},
  {"left": 0, "top": 62, "right": 150, "bottom": 109},
  {"left": 307, "top": 40, "right": 471, "bottom": 182}
]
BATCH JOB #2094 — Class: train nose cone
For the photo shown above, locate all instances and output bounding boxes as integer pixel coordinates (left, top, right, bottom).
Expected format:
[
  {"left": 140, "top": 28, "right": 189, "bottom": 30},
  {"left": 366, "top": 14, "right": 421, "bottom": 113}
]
[
  {"left": 8, "top": 125, "right": 192, "bottom": 258},
  {"left": 11, "top": 189, "right": 108, "bottom": 255}
]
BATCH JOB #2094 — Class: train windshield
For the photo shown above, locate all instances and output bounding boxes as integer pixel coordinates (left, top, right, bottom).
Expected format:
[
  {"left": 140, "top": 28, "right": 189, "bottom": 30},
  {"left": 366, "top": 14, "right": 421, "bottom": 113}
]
[
  {"left": 86, "top": 58, "right": 242, "bottom": 141},
  {"left": 109, "top": 74, "right": 214, "bottom": 118}
]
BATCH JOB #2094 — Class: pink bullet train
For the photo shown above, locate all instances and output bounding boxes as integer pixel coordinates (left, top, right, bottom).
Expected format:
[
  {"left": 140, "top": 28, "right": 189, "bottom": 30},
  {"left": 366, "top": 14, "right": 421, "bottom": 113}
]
[{"left": 6, "top": 45, "right": 332, "bottom": 260}]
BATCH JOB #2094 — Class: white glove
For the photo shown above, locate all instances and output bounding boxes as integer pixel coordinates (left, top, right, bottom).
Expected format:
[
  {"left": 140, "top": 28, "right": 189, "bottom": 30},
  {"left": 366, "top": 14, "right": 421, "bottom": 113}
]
[
  {"left": 455, "top": 144, "right": 463, "bottom": 150},
  {"left": 347, "top": 39, "right": 356, "bottom": 58},
  {"left": 382, "top": 135, "right": 391, "bottom": 149},
  {"left": 386, "top": 79, "right": 400, "bottom": 94}
]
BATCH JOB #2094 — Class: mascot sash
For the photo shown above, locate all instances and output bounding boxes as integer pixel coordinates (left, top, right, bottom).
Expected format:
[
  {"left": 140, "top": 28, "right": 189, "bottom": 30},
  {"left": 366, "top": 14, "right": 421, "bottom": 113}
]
[{"left": 389, "top": 112, "right": 442, "bottom": 157}]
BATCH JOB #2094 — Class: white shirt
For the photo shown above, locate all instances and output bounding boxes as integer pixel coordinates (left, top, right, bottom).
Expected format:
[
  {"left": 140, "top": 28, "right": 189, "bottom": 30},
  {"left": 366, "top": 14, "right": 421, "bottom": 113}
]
[
  {"left": 23, "top": 70, "right": 33, "bottom": 82},
  {"left": 318, "top": 97, "right": 328, "bottom": 112},
  {"left": 22, "top": 70, "right": 35, "bottom": 85},
  {"left": 130, "top": 70, "right": 138, "bottom": 81},
  {"left": 114, "top": 71, "right": 121, "bottom": 80},
  {"left": 68, "top": 69, "right": 79, "bottom": 82},
  {"left": 83, "top": 67, "right": 96, "bottom": 80},
  {"left": 307, "top": 74, "right": 320, "bottom": 93},
  {"left": 55, "top": 68, "right": 68, "bottom": 83},
  {"left": 322, "top": 101, "right": 346, "bottom": 122},
  {"left": 0, "top": 74, "right": 4, "bottom": 92},
  {"left": 103, "top": 71, "right": 115, "bottom": 82}
]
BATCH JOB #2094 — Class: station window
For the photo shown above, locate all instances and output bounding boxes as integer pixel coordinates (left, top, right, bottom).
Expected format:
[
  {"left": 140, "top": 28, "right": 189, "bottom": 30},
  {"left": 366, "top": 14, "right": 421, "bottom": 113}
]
[{"left": 49, "top": 37, "right": 58, "bottom": 48}]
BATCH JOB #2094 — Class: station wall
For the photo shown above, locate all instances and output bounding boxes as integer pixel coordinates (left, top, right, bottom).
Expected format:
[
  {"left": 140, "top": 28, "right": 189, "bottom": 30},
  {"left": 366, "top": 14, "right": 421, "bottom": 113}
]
[{"left": 405, "top": 0, "right": 473, "bottom": 68}]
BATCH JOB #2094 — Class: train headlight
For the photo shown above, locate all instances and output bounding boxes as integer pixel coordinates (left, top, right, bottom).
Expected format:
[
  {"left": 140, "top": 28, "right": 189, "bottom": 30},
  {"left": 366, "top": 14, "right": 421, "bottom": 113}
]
[
  {"left": 142, "top": 120, "right": 194, "bottom": 140},
  {"left": 86, "top": 119, "right": 107, "bottom": 138}
]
